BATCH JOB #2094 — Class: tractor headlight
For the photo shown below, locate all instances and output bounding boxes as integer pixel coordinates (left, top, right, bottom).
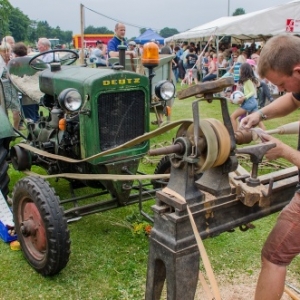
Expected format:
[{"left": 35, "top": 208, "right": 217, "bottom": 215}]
[
  {"left": 155, "top": 80, "right": 175, "bottom": 101},
  {"left": 58, "top": 88, "right": 82, "bottom": 112}
]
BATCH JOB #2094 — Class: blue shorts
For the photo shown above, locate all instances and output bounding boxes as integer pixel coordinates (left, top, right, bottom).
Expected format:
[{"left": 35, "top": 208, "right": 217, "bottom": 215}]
[{"left": 240, "top": 96, "right": 258, "bottom": 113}]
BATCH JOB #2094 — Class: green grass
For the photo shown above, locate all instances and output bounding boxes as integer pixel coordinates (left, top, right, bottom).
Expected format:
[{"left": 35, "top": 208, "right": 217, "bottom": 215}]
[{"left": 1, "top": 85, "right": 300, "bottom": 299}]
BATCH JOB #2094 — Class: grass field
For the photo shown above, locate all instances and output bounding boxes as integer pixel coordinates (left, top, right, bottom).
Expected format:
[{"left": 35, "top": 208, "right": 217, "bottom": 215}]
[{"left": 1, "top": 84, "right": 300, "bottom": 299}]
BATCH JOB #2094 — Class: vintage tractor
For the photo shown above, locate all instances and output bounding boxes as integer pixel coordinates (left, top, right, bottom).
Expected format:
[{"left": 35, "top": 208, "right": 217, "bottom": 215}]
[{"left": 1, "top": 46, "right": 177, "bottom": 276}]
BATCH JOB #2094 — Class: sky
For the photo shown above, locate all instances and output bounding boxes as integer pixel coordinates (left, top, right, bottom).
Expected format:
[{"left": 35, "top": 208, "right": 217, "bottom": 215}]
[{"left": 8, "top": 0, "right": 293, "bottom": 39}]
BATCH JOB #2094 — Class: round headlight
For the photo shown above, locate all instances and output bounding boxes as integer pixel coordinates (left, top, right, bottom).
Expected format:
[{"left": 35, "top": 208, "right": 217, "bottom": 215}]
[
  {"left": 58, "top": 88, "right": 82, "bottom": 112},
  {"left": 154, "top": 80, "right": 175, "bottom": 101}
]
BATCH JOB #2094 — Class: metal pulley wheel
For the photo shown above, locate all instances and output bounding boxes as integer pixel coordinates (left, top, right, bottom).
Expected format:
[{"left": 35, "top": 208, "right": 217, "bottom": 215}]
[
  {"left": 205, "top": 118, "right": 231, "bottom": 167},
  {"left": 182, "top": 119, "right": 231, "bottom": 172}
]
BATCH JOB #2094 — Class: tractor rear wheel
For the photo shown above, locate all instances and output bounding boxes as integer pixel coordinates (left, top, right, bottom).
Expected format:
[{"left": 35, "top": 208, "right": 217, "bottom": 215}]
[
  {"left": 0, "top": 138, "right": 10, "bottom": 200},
  {"left": 152, "top": 155, "right": 171, "bottom": 189},
  {"left": 12, "top": 176, "right": 70, "bottom": 276}
]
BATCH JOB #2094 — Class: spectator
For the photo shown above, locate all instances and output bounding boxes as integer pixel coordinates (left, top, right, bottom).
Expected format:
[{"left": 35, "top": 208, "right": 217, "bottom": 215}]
[
  {"left": 90, "top": 40, "right": 107, "bottom": 67},
  {"left": 202, "top": 54, "right": 217, "bottom": 82},
  {"left": 229, "top": 54, "right": 246, "bottom": 85},
  {"left": 251, "top": 53, "right": 274, "bottom": 107},
  {"left": 0, "top": 41, "right": 21, "bottom": 130},
  {"left": 172, "top": 46, "right": 180, "bottom": 83},
  {"left": 160, "top": 42, "right": 172, "bottom": 54},
  {"left": 178, "top": 41, "right": 188, "bottom": 80},
  {"left": 37, "top": 38, "right": 53, "bottom": 63},
  {"left": 201, "top": 51, "right": 209, "bottom": 79},
  {"left": 217, "top": 53, "right": 228, "bottom": 76},
  {"left": 13, "top": 42, "right": 39, "bottom": 123},
  {"left": 127, "top": 41, "right": 137, "bottom": 57},
  {"left": 107, "top": 23, "right": 135, "bottom": 58},
  {"left": 185, "top": 47, "right": 199, "bottom": 85},
  {"left": 2, "top": 36, "right": 15, "bottom": 58}
]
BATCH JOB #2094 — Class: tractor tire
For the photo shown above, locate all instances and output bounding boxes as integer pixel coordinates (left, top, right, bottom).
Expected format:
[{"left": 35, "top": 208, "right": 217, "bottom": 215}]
[
  {"left": 0, "top": 138, "right": 10, "bottom": 200},
  {"left": 152, "top": 155, "right": 171, "bottom": 189},
  {"left": 12, "top": 176, "right": 70, "bottom": 276}
]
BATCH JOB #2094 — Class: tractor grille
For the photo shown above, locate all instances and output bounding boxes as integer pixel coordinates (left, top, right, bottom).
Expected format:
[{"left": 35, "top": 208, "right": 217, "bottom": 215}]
[{"left": 98, "top": 90, "right": 146, "bottom": 151}]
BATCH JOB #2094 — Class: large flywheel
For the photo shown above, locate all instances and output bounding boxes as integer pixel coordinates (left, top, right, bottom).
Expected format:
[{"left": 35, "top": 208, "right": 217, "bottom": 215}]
[{"left": 176, "top": 119, "right": 231, "bottom": 172}]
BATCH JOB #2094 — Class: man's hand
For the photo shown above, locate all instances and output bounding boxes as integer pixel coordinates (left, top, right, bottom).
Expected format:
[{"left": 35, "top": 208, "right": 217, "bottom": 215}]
[
  {"left": 240, "top": 111, "right": 261, "bottom": 129},
  {"left": 260, "top": 133, "right": 286, "bottom": 161},
  {"left": 126, "top": 50, "right": 136, "bottom": 57}
]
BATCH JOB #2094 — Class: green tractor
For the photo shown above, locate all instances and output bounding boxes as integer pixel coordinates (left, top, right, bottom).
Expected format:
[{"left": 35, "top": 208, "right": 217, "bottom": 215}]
[{"left": 0, "top": 47, "right": 175, "bottom": 276}]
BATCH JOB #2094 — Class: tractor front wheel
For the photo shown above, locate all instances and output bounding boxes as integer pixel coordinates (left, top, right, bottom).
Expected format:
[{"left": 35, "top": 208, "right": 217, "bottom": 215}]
[{"left": 12, "top": 176, "right": 70, "bottom": 276}]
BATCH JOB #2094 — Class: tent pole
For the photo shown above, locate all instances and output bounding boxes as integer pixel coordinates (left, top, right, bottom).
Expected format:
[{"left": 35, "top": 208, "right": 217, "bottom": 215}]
[{"left": 216, "top": 36, "right": 219, "bottom": 78}]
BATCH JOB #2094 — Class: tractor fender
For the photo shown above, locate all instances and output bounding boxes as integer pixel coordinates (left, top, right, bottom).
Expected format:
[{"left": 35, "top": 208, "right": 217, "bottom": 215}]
[{"left": 0, "top": 107, "right": 14, "bottom": 138}]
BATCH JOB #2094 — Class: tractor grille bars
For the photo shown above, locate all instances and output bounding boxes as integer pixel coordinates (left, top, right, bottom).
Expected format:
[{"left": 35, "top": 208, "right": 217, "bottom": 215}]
[{"left": 98, "top": 90, "right": 146, "bottom": 151}]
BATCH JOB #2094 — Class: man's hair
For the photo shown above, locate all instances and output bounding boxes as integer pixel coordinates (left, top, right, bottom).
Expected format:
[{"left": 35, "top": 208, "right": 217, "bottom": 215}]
[
  {"left": 2, "top": 36, "right": 14, "bottom": 44},
  {"left": 115, "top": 22, "right": 124, "bottom": 31},
  {"left": 38, "top": 37, "right": 51, "bottom": 48},
  {"left": 258, "top": 34, "right": 300, "bottom": 78},
  {"left": 13, "top": 42, "right": 28, "bottom": 57},
  {"left": 0, "top": 41, "right": 11, "bottom": 52}
]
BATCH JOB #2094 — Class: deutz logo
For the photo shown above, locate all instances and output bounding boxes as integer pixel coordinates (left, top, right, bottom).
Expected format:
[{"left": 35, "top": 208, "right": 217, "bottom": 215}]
[{"left": 103, "top": 78, "right": 141, "bottom": 86}]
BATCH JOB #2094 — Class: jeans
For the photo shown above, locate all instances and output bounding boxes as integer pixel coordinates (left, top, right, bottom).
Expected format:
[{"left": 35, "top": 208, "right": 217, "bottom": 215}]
[
  {"left": 172, "top": 68, "right": 179, "bottom": 83},
  {"left": 202, "top": 73, "right": 217, "bottom": 82}
]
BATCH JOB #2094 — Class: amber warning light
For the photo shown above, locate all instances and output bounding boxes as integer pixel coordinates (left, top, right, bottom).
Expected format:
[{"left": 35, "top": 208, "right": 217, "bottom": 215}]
[{"left": 142, "top": 42, "right": 159, "bottom": 68}]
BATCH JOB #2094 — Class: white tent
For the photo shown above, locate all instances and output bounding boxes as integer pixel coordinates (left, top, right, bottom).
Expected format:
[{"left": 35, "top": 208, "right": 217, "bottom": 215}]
[{"left": 165, "top": 0, "right": 300, "bottom": 42}]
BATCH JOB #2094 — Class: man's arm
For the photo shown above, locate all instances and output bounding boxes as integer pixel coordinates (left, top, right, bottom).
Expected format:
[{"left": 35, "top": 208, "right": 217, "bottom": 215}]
[
  {"left": 241, "top": 92, "right": 300, "bottom": 129},
  {"left": 261, "top": 134, "right": 300, "bottom": 168}
]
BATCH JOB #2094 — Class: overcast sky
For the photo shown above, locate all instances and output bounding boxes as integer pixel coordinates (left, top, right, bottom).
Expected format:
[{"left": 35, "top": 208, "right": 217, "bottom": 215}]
[{"left": 9, "top": 0, "right": 292, "bottom": 39}]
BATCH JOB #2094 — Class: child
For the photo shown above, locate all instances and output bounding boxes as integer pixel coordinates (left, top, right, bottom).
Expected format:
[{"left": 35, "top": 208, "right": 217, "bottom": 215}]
[{"left": 230, "top": 62, "right": 265, "bottom": 132}]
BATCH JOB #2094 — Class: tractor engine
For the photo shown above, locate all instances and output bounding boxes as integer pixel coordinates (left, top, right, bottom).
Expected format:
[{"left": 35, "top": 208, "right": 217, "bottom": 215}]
[{"left": 10, "top": 58, "right": 173, "bottom": 201}]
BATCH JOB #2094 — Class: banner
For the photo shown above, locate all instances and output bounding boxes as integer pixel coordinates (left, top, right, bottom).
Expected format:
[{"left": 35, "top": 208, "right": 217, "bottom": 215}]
[{"left": 286, "top": 19, "right": 300, "bottom": 32}]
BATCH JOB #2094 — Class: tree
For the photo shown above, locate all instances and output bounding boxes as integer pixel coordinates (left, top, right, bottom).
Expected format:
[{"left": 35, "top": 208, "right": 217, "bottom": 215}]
[
  {"left": 0, "top": 0, "right": 13, "bottom": 37},
  {"left": 159, "top": 27, "right": 179, "bottom": 38},
  {"left": 84, "top": 26, "right": 113, "bottom": 34},
  {"left": 232, "top": 8, "right": 246, "bottom": 16},
  {"left": 139, "top": 28, "right": 147, "bottom": 35},
  {"left": 36, "top": 21, "right": 51, "bottom": 39},
  {"left": 8, "top": 7, "right": 31, "bottom": 42}
]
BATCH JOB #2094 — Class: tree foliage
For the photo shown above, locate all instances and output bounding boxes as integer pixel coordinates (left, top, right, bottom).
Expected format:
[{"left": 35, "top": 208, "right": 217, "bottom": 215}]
[
  {"left": 3, "top": 4, "right": 181, "bottom": 46},
  {"left": 8, "top": 7, "right": 31, "bottom": 42},
  {"left": 0, "top": 0, "right": 13, "bottom": 38},
  {"left": 139, "top": 28, "right": 147, "bottom": 35},
  {"left": 159, "top": 27, "right": 179, "bottom": 38},
  {"left": 84, "top": 26, "right": 114, "bottom": 34},
  {"left": 232, "top": 8, "right": 246, "bottom": 16}
]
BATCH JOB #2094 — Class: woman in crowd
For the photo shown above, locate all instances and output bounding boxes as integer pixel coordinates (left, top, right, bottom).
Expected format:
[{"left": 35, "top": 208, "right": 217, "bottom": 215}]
[
  {"left": 0, "top": 42, "right": 21, "bottom": 130},
  {"left": 202, "top": 54, "right": 217, "bottom": 82}
]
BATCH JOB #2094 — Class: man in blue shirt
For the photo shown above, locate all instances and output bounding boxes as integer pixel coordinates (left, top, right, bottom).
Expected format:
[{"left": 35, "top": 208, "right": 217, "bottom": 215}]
[{"left": 107, "top": 23, "right": 135, "bottom": 58}]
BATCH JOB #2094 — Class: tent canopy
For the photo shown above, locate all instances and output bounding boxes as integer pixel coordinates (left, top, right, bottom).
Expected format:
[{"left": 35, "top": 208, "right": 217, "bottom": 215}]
[
  {"left": 135, "top": 29, "right": 165, "bottom": 45},
  {"left": 165, "top": 0, "right": 300, "bottom": 42}
]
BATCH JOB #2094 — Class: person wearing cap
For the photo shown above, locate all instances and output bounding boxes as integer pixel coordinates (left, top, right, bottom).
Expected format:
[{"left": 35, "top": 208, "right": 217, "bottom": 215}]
[
  {"left": 107, "top": 23, "right": 135, "bottom": 58},
  {"left": 90, "top": 40, "right": 107, "bottom": 67},
  {"left": 128, "top": 41, "right": 137, "bottom": 57}
]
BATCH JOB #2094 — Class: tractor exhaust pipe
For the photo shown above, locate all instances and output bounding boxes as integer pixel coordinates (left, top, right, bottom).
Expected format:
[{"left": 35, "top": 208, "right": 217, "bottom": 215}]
[{"left": 118, "top": 45, "right": 127, "bottom": 69}]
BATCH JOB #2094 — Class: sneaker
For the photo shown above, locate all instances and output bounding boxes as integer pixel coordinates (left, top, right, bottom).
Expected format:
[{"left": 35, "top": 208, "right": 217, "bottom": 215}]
[{"left": 18, "top": 125, "right": 26, "bottom": 130}]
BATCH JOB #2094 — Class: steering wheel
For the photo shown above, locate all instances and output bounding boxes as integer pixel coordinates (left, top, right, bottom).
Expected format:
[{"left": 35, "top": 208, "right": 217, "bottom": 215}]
[{"left": 29, "top": 49, "right": 79, "bottom": 70}]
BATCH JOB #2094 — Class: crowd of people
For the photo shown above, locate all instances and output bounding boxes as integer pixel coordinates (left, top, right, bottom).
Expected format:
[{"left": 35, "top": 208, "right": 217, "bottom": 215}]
[
  {"left": 0, "top": 36, "right": 54, "bottom": 130},
  {"left": 162, "top": 38, "right": 277, "bottom": 131}
]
